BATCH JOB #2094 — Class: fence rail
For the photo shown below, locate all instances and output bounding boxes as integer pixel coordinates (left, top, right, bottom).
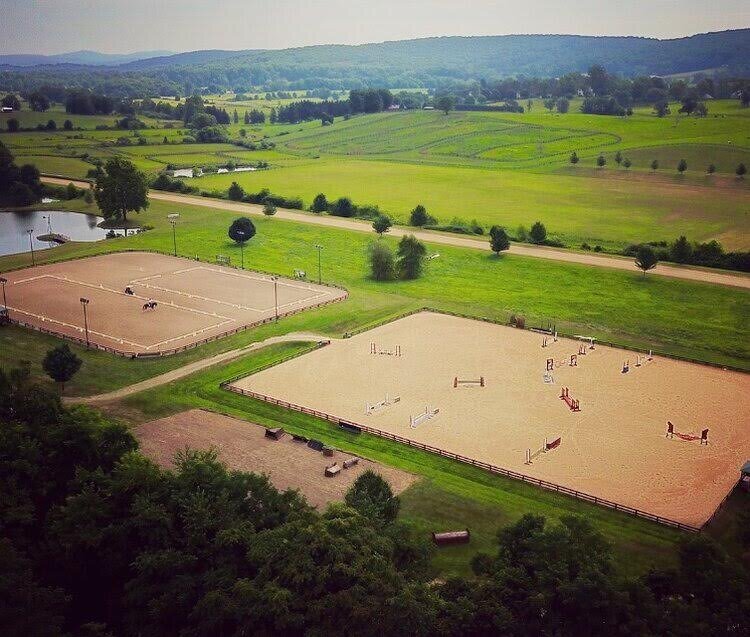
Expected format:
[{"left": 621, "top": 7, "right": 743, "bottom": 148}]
[{"left": 223, "top": 383, "right": 706, "bottom": 533}]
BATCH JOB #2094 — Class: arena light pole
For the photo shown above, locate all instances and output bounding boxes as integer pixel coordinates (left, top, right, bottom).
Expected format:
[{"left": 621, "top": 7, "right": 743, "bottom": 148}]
[
  {"left": 80, "top": 297, "right": 90, "bottom": 348},
  {"left": 168, "top": 213, "right": 180, "bottom": 256},
  {"left": 271, "top": 276, "right": 279, "bottom": 321},
  {"left": 26, "top": 229, "right": 35, "bottom": 266},
  {"left": 0, "top": 277, "right": 7, "bottom": 310},
  {"left": 314, "top": 244, "right": 323, "bottom": 284}
]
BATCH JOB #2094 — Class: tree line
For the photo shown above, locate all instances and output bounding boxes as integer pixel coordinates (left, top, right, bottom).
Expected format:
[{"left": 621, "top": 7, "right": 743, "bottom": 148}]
[{"left": 1, "top": 365, "right": 749, "bottom": 636}]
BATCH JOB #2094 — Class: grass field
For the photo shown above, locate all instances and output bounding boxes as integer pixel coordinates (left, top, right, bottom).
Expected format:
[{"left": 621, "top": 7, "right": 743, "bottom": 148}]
[
  {"left": 1, "top": 197, "right": 747, "bottom": 398},
  {"left": 3, "top": 99, "right": 749, "bottom": 248}
]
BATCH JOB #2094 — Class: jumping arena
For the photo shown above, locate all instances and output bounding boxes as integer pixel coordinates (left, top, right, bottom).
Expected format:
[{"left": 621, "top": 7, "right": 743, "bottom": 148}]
[
  {"left": 1, "top": 251, "right": 346, "bottom": 355},
  {"left": 229, "top": 311, "right": 750, "bottom": 529}
]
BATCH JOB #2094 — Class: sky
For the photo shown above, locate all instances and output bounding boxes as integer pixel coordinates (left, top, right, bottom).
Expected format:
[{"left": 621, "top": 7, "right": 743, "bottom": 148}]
[{"left": 2, "top": 0, "right": 749, "bottom": 55}]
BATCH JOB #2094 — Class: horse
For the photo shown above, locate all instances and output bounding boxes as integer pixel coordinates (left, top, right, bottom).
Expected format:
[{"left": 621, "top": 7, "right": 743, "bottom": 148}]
[
  {"left": 124, "top": 286, "right": 134, "bottom": 295},
  {"left": 142, "top": 300, "right": 157, "bottom": 311}
]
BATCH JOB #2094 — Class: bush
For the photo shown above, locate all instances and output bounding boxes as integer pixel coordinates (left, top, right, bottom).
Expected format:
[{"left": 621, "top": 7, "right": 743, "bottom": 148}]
[
  {"left": 331, "top": 197, "right": 355, "bottom": 217},
  {"left": 409, "top": 204, "right": 430, "bottom": 226},
  {"left": 150, "top": 173, "right": 198, "bottom": 194},
  {"left": 311, "top": 193, "right": 328, "bottom": 213},
  {"left": 397, "top": 235, "right": 427, "bottom": 280},
  {"left": 368, "top": 241, "right": 396, "bottom": 280},
  {"left": 227, "top": 181, "right": 244, "bottom": 201},
  {"left": 529, "top": 221, "right": 547, "bottom": 244}
]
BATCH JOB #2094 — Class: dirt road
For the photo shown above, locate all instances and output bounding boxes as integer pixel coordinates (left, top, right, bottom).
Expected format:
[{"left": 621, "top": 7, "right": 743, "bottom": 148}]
[
  {"left": 67, "top": 332, "right": 327, "bottom": 404},
  {"left": 43, "top": 177, "right": 750, "bottom": 290}
]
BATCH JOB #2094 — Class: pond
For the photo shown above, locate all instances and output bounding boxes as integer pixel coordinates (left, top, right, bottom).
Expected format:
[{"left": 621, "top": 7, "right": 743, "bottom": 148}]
[{"left": 0, "top": 209, "right": 139, "bottom": 258}]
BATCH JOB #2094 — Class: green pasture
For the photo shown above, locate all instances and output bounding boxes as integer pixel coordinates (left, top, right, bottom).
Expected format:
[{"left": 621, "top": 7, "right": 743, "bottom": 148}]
[
  {"left": 3, "top": 99, "right": 749, "bottom": 249},
  {"left": 0, "top": 197, "right": 747, "bottom": 398},
  {"left": 192, "top": 157, "right": 750, "bottom": 249}
]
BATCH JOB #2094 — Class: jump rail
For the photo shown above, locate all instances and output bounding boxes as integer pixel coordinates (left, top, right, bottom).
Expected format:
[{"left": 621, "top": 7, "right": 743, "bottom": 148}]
[{"left": 222, "top": 383, "right": 705, "bottom": 534}]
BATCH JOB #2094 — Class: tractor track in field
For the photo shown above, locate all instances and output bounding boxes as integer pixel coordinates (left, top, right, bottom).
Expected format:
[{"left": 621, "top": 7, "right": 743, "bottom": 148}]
[{"left": 41, "top": 177, "right": 750, "bottom": 290}]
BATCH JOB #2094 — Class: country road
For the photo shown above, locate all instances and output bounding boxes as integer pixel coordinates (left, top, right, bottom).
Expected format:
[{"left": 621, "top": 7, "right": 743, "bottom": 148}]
[{"left": 42, "top": 176, "right": 750, "bottom": 290}]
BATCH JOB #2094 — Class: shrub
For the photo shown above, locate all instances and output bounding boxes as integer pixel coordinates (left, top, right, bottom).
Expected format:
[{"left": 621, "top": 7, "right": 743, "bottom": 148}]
[
  {"left": 311, "top": 193, "right": 328, "bottom": 213},
  {"left": 331, "top": 197, "right": 355, "bottom": 217},
  {"left": 529, "top": 221, "right": 547, "bottom": 244},
  {"left": 368, "top": 241, "right": 396, "bottom": 280},
  {"left": 227, "top": 181, "right": 244, "bottom": 201},
  {"left": 397, "top": 235, "right": 427, "bottom": 280},
  {"left": 409, "top": 204, "right": 429, "bottom": 226}
]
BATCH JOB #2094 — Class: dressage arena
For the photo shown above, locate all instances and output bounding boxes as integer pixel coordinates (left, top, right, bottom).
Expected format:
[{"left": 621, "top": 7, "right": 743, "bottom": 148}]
[
  {"left": 136, "top": 409, "right": 417, "bottom": 508},
  {"left": 2, "top": 252, "right": 346, "bottom": 355},
  {"left": 230, "top": 312, "right": 750, "bottom": 528}
]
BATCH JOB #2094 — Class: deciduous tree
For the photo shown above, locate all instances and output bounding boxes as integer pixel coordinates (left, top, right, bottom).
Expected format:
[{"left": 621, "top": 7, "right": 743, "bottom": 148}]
[
  {"left": 228, "top": 216, "right": 256, "bottom": 244},
  {"left": 372, "top": 214, "right": 392, "bottom": 236},
  {"left": 42, "top": 344, "right": 82, "bottom": 392},
  {"left": 396, "top": 235, "right": 427, "bottom": 279},
  {"left": 94, "top": 157, "right": 148, "bottom": 223}
]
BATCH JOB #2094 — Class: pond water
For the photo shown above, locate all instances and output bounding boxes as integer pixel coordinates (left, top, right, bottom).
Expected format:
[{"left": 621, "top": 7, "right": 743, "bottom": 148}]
[{"left": 0, "top": 210, "right": 138, "bottom": 257}]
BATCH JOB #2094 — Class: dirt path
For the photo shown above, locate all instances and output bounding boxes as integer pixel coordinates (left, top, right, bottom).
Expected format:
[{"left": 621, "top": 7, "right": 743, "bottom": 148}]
[
  {"left": 42, "top": 177, "right": 750, "bottom": 290},
  {"left": 67, "top": 332, "right": 327, "bottom": 404}
]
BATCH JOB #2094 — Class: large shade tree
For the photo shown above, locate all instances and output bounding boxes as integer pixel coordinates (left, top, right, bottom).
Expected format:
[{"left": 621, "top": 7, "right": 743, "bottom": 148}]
[{"left": 94, "top": 157, "right": 149, "bottom": 223}]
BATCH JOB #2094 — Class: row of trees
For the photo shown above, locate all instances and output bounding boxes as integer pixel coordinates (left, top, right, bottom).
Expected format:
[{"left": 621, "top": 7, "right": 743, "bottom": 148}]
[
  {"left": 2, "top": 366, "right": 748, "bottom": 636},
  {"left": 0, "top": 140, "right": 43, "bottom": 206}
]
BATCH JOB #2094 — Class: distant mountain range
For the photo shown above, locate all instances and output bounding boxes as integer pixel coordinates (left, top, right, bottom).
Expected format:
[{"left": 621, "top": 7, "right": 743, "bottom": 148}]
[
  {"left": 116, "top": 30, "right": 750, "bottom": 78},
  {"left": 0, "top": 50, "right": 175, "bottom": 67},
  {"left": 1, "top": 31, "right": 748, "bottom": 96}
]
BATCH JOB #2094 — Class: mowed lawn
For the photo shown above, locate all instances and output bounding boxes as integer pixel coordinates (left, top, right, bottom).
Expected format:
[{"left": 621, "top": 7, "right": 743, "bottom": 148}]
[{"left": 0, "top": 197, "right": 747, "bottom": 399}]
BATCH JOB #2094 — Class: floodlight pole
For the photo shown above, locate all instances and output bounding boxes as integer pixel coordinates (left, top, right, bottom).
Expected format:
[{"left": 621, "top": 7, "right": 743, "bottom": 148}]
[
  {"left": 26, "top": 229, "right": 35, "bottom": 266},
  {"left": 0, "top": 277, "right": 7, "bottom": 310},
  {"left": 168, "top": 213, "right": 180, "bottom": 256},
  {"left": 240, "top": 241, "right": 245, "bottom": 269},
  {"left": 80, "top": 297, "right": 90, "bottom": 348},
  {"left": 272, "top": 276, "right": 279, "bottom": 321},
  {"left": 315, "top": 244, "right": 323, "bottom": 284}
]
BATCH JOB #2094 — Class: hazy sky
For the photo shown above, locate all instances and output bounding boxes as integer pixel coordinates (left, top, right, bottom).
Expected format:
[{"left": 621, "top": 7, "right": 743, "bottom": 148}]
[{"left": 3, "top": 0, "right": 749, "bottom": 54}]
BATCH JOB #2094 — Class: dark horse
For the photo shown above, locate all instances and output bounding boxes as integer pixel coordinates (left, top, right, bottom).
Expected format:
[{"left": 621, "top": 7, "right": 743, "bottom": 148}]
[{"left": 142, "top": 300, "right": 158, "bottom": 310}]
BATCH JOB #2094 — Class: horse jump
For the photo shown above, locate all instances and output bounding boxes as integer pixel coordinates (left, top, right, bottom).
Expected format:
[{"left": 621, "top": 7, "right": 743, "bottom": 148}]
[
  {"left": 525, "top": 436, "right": 562, "bottom": 464},
  {"left": 666, "top": 422, "right": 709, "bottom": 445},
  {"left": 370, "top": 343, "right": 402, "bottom": 357},
  {"left": 410, "top": 406, "right": 439, "bottom": 428},
  {"left": 546, "top": 356, "right": 577, "bottom": 371},
  {"left": 454, "top": 376, "right": 485, "bottom": 388},
  {"left": 365, "top": 394, "right": 401, "bottom": 415},
  {"left": 559, "top": 387, "right": 580, "bottom": 411}
]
